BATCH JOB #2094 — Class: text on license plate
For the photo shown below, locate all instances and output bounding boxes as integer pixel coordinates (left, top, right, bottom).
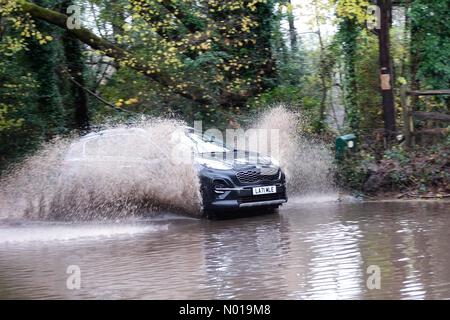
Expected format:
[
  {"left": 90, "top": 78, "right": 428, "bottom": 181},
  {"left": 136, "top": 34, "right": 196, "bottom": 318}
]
[{"left": 252, "top": 186, "right": 276, "bottom": 195}]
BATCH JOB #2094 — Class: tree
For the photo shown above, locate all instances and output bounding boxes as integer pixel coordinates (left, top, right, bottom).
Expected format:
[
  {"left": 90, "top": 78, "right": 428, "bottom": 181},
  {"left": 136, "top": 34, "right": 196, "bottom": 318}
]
[
  {"left": 376, "top": 0, "right": 396, "bottom": 138},
  {"left": 335, "top": 0, "right": 397, "bottom": 138},
  {"left": 59, "top": 0, "right": 89, "bottom": 131},
  {"left": 4, "top": 0, "right": 278, "bottom": 116},
  {"left": 336, "top": 18, "right": 360, "bottom": 131},
  {"left": 286, "top": 0, "right": 298, "bottom": 53},
  {"left": 410, "top": 0, "right": 450, "bottom": 90},
  {"left": 26, "top": 0, "right": 65, "bottom": 138}
]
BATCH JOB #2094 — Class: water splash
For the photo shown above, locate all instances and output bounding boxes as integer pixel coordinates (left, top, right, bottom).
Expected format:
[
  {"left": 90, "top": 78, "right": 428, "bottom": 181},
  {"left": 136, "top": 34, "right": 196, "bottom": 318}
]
[
  {"left": 251, "top": 106, "right": 337, "bottom": 197},
  {"left": 0, "top": 119, "right": 202, "bottom": 221},
  {"left": 0, "top": 223, "right": 166, "bottom": 244},
  {"left": 0, "top": 107, "right": 337, "bottom": 221}
]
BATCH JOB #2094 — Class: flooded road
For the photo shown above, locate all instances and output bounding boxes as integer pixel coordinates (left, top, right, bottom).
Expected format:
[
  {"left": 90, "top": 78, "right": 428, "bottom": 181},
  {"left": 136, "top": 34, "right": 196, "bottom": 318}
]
[{"left": 0, "top": 200, "right": 449, "bottom": 300}]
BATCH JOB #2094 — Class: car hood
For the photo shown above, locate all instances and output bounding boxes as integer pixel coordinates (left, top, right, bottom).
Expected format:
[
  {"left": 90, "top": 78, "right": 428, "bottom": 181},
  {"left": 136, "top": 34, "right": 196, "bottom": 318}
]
[{"left": 194, "top": 151, "right": 277, "bottom": 171}]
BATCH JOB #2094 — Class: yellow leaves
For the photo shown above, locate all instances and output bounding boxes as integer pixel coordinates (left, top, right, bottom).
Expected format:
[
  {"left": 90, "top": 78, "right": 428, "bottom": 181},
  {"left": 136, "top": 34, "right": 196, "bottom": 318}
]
[
  {"left": 125, "top": 97, "right": 139, "bottom": 105},
  {"left": 115, "top": 97, "right": 138, "bottom": 107},
  {"left": 0, "top": 0, "right": 272, "bottom": 100},
  {"left": 37, "top": 35, "right": 53, "bottom": 45},
  {"left": 188, "top": 39, "right": 212, "bottom": 53},
  {"left": 247, "top": 1, "right": 258, "bottom": 12},
  {"left": 398, "top": 77, "right": 407, "bottom": 85},
  {"left": 20, "top": 30, "right": 31, "bottom": 37},
  {"left": 0, "top": 0, "right": 20, "bottom": 17},
  {"left": 207, "top": 0, "right": 267, "bottom": 13},
  {"left": 2, "top": 35, "right": 26, "bottom": 55},
  {"left": 131, "top": 13, "right": 141, "bottom": 20},
  {"left": 198, "top": 42, "right": 211, "bottom": 51},
  {"left": 175, "top": 83, "right": 189, "bottom": 90},
  {"left": 0, "top": 103, "right": 24, "bottom": 132},
  {"left": 335, "top": 0, "right": 371, "bottom": 24},
  {"left": 115, "top": 99, "right": 124, "bottom": 107},
  {"left": 214, "top": 74, "right": 225, "bottom": 83},
  {"left": 241, "top": 16, "right": 255, "bottom": 33},
  {"left": 0, "top": 0, "right": 53, "bottom": 48},
  {"left": 286, "top": 2, "right": 294, "bottom": 15},
  {"left": 122, "top": 23, "right": 132, "bottom": 32}
]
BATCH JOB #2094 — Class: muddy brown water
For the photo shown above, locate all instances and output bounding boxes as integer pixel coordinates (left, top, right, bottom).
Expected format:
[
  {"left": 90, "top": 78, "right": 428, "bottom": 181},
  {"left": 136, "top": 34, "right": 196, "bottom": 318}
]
[{"left": 0, "top": 199, "right": 449, "bottom": 299}]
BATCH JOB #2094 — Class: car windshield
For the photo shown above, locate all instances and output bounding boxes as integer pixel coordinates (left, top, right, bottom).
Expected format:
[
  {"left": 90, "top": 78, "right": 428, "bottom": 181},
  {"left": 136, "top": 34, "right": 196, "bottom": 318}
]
[
  {"left": 84, "top": 136, "right": 145, "bottom": 158},
  {"left": 67, "top": 134, "right": 159, "bottom": 160},
  {"left": 187, "top": 132, "right": 230, "bottom": 154}
]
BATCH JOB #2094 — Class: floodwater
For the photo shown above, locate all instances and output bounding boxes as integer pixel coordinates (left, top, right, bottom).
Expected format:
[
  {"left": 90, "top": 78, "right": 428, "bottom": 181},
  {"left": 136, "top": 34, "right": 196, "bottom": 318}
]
[{"left": 0, "top": 199, "right": 449, "bottom": 300}]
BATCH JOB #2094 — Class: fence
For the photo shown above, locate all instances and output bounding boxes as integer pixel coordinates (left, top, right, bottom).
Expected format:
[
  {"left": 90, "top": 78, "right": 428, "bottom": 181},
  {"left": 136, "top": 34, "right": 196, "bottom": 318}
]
[{"left": 400, "top": 85, "right": 450, "bottom": 149}]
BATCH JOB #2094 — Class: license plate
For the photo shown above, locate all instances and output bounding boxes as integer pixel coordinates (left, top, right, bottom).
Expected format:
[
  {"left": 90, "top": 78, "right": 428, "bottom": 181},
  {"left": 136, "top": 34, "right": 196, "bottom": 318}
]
[{"left": 252, "top": 186, "right": 276, "bottom": 195}]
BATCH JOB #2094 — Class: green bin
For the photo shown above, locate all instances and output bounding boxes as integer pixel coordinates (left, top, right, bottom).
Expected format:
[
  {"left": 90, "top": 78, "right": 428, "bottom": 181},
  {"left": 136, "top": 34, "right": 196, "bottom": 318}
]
[{"left": 335, "top": 134, "right": 357, "bottom": 160}]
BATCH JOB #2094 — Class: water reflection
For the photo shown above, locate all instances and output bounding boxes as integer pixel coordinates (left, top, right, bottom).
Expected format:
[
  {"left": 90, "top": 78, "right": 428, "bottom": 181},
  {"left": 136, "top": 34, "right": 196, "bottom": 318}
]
[{"left": 0, "top": 201, "right": 449, "bottom": 299}]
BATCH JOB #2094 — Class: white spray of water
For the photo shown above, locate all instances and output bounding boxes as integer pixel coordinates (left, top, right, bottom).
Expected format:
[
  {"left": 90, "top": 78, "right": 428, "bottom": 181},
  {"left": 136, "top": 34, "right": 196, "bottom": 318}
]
[
  {"left": 0, "top": 107, "right": 337, "bottom": 221},
  {"left": 0, "top": 224, "right": 166, "bottom": 244},
  {"left": 251, "top": 106, "right": 337, "bottom": 199},
  {"left": 0, "top": 119, "right": 202, "bottom": 221}
]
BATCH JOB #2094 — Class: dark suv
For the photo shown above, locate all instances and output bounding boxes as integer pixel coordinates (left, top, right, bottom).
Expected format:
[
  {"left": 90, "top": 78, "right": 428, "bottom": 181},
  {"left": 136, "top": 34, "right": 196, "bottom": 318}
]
[
  {"left": 183, "top": 127, "right": 288, "bottom": 218},
  {"left": 64, "top": 127, "right": 288, "bottom": 219}
]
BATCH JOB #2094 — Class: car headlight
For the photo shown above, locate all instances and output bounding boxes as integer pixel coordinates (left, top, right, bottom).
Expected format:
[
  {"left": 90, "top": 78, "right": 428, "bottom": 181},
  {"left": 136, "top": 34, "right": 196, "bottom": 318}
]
[{"left": 270, "top": 157, "right": 280, "bottom": 167}]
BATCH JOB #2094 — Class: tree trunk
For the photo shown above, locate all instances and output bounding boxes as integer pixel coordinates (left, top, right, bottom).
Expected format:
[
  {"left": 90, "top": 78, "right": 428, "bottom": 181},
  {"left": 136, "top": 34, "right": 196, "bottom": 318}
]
[
  {"left": 377, "top": 0, "right": 396, "bottom": 140},
  {"left": 27, "top": 0, "right": 64, "bottom": 138},
  {"left": 410, "top": 3, "right": 421, "bottom": 116},
  {"left": 314, "top": 2, "right": 327, "bottom": 132},
  {"left": 286, "top": 0, "right": 298, "bottom": 53},
  {"left": 338, "top": 18, "right": 359, "bottom": 131},
  {"left": 60, "top": 1, "right": 89, "bottom": 131},
  {"left": 399, "top": 0, "right": 410, "bottom": 80}
]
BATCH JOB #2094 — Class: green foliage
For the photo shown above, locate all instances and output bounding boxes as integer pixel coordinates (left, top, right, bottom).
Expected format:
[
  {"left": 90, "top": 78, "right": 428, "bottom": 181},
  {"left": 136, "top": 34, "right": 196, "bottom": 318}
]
[
  {"left": 27, "top": 23, "right": 65, "bottom": 137},
  {"left": 336, "top": 18, "right": 360, "bottom": 131},
  {"left": 335, "top": 149, "right": 374, "bottom": 191},
  {"left": 0, "top": 105, "right": 23, "bottom": 131},
  {"left": 0, "top": 0, "right": 86, "bottom": 169},
  {"left": 250, "top": 82, "right": 324, "bottom": 133},
  {"left": 0, "top": 53, "right": 42, "bottom": 170},
  {"left": 338, "top": 138, "right": 450, "bottom": 194},
  {"left": 335, "top": 0, "right": 370, "bottom": 24},
  {"left": 410, "top": 0, "right": 450, "bottom": 89},
  {"left": 353, "top": 30, "right": 382, "bottom": 131},
  {"left": 1, "top": 0, "right": 449, "bottom": 183},
  {"left": 89, "top": 0, "right": 280, "bottom": 126},
  {"left": 383, "top": 146, "right": 410, "bottom": 165}
]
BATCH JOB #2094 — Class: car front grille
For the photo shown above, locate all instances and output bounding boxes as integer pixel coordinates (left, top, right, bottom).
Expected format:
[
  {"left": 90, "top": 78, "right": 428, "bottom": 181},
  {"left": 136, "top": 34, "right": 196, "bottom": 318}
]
[{"left": 236, "top": 169, "right": 280, "bottom": 184}]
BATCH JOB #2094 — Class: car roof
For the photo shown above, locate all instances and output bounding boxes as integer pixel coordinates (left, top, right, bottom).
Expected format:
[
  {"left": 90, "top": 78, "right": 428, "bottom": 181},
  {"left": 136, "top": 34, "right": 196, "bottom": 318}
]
[
  {"left": 79, "top": 127, "right": 149, "bottom": 141},
  {"left": 66, "top": 127, "right": 164, "bottom": 159}
]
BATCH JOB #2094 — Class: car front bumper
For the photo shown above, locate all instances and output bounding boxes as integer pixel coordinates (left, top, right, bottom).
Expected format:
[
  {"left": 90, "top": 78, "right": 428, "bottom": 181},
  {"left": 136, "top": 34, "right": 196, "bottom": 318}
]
[
  {"left": 197, "top": 165, "right": 288, "bottom": 215},
  {"left": 207, "top": 184, "right": 288, "bottom": 212}
]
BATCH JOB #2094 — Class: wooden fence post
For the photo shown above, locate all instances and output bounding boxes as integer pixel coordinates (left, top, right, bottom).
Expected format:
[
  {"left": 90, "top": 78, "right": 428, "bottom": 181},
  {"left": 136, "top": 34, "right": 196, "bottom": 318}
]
[
  {"left": 401, "top": 87, "right": 450, "bottom": 148},
  {"left": 400, "top": 84, "right": 411, "bottom": 148}
]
